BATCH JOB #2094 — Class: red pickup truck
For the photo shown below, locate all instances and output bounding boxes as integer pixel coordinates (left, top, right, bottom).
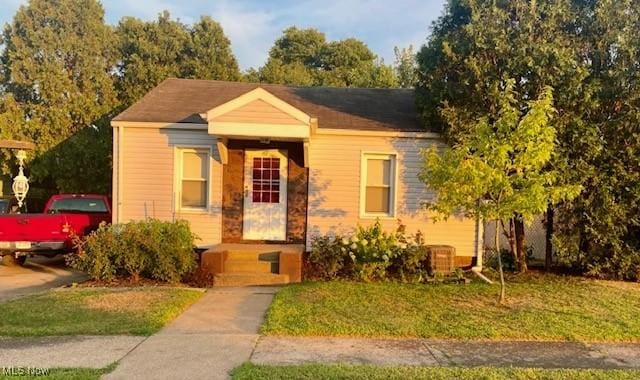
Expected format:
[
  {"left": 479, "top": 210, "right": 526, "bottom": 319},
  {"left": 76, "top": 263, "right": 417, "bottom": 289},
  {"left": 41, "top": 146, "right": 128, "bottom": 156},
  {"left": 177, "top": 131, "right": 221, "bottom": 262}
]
[{"left": 0, "top": 194, "right": 112, "bottom": 266}]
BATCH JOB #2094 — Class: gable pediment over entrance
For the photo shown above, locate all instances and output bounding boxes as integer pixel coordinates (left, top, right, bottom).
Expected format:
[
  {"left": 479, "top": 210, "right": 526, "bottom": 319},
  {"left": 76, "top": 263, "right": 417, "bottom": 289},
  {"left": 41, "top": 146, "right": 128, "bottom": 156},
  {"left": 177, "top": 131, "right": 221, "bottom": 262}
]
[{"left": 200, "top": 87, "right": 312, "bottom": 140}]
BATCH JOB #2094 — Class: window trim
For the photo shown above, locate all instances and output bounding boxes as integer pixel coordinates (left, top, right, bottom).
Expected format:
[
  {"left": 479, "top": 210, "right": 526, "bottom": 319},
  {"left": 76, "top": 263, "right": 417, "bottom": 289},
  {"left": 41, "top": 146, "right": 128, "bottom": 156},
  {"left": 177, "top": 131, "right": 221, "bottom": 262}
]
[
  {"left": 359, "top": 152, "right": 397, "bottom": 219},
  {"left": 173, "top": 145, "right": 212, "bottom": 214}
]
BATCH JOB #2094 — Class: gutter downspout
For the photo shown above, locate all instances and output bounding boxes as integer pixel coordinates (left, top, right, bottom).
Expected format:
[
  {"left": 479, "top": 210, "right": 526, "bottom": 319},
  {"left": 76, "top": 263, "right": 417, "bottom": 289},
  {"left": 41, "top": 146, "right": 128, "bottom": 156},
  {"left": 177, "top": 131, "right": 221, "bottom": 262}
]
[
  {"left": 117, "top": 125, "right": 124, "bottom": 224},
  {"left": 471, "top": 210, "right": 493, "bottom": 284},
  {"left": 473, "top": 213, "right": 484, "bottom": 271},
  {"left": 111, "top": 125, "right": 118, "bottom": 224}
]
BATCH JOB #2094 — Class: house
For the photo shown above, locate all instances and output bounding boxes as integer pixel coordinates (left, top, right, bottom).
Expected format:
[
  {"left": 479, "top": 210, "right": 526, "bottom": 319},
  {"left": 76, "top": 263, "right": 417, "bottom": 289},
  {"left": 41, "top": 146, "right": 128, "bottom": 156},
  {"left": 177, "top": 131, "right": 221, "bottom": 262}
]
[{"left": 111, "top": 78, "right": 483, "bottom": 285}]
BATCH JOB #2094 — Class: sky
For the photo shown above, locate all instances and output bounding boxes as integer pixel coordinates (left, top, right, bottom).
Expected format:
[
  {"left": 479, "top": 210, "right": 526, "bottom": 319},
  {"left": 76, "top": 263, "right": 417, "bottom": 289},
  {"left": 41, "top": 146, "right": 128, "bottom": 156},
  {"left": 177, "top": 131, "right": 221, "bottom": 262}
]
[{"left": 0, "top": 0, "right": 446, "bottom": 70}]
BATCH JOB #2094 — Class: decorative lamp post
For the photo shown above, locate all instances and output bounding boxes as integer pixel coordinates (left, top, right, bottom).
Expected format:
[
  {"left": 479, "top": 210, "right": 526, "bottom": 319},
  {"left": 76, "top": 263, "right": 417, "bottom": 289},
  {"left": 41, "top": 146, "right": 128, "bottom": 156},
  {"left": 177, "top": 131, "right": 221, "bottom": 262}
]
[{"left": 12, "top": 150, "right": 29, "bottom": 208}]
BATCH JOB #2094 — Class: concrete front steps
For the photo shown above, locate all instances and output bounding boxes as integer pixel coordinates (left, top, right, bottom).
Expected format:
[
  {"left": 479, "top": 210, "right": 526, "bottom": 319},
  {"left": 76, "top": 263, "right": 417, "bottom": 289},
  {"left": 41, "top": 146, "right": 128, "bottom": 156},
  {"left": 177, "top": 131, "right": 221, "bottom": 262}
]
[
  {"left": 201, "top": 243, "right": 304, "bottom": 287},
  {"left": 216, "top": 251, "right": 287, "bottom": 286},
  {"left": 224, "top": 260, "right": 272, "bottom": 273},
  {"left": 214, "top": 272, "right": 290, "bottom": 286}
]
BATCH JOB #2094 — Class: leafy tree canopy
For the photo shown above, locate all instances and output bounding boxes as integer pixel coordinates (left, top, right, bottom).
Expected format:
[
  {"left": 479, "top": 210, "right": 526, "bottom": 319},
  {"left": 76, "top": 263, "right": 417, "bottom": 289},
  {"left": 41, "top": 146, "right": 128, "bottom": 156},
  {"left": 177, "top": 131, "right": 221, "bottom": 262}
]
[
  {"left": 420, "top": 83, "right": 580, "bottom": 300},
  {"left": 394, "top": 45, "right": 417, "bottom": 89},
  {"left": 417, "top": 0, "right": 640, "bottom": 279},
  {"left": 116, "top": 11, "right": 240, "bottom": 107},
  {"left": 421, "top": 83, "right": 580, "bottom": 223},
  {"left": 0, "top": 0, "right": 118, "bottom": 193},
  {"left": 0, "top": 0, "right": 118, "bottom": 152},
  {"left": 269, "top": 27, "right": 326, "bottom": 67},
  {"left": 0, "top": 5, "right": 240, "bottom": 196},
  {"left": 250, "top": 27, "right": 398, "bottom": 88}
]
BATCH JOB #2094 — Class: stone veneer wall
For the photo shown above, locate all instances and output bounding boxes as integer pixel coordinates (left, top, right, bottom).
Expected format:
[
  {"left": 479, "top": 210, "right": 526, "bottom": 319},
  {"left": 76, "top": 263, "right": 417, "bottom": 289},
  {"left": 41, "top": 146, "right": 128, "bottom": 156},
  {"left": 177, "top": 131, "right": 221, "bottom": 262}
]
[{"left": 221, "top": 140, "right": 308, "bottom": 244}]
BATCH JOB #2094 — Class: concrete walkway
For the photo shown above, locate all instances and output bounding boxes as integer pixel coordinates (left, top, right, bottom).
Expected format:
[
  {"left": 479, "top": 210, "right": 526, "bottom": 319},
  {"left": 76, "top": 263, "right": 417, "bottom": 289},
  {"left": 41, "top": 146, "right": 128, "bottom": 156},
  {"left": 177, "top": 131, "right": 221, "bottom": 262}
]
[
  {"left": 0, "top": 336, "right": 145, "bottom": 368},
  {"left": 104, "top": 287, "right": 278, "bottom": 380},
  {"left": 251, "top": 337, "right": 640, "bottom": 369}
]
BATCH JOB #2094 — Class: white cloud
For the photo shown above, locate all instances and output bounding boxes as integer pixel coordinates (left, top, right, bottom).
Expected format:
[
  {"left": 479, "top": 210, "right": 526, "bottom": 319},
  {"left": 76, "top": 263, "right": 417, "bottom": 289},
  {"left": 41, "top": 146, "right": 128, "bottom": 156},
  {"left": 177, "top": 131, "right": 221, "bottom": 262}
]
[
  {"left": 208, "top": 2, "right": 278, "bottom": 70},
  {"left": 102, "top": 0, "right": 195, "bottom": 24}
]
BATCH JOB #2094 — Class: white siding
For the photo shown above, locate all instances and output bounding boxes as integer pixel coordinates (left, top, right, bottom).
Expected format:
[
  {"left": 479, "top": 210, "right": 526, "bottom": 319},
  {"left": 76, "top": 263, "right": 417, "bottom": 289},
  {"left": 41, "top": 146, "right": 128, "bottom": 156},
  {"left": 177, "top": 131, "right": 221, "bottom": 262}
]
[
  {"left": 119, "top": 127, "right": 222, "bottom": 246},
  {"left": 213, "top": 99, "right": 305, "bottom": 125},
  {"left": 306, "top": 133, "right": 480, "bottom": 258},
  {"left": 115, "top": 126, "right": 481, "bottom": 257},
  {"left": 484, "top": 215, "right": 548, "bottom": 259}
]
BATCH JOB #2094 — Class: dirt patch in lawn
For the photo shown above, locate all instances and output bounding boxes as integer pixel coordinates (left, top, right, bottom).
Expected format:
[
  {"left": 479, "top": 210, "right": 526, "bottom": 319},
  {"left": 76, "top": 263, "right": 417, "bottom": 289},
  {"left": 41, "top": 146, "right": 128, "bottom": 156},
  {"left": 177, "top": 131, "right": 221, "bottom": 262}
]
[
  {"left": 84, "top": 290, "right": 166, "bottom": 312},
  {"left": 78, "top": 278, "right": 188, "bottom": 288},
  {"left": 594, "top": 280, "right": 640, "bottom": 291}
]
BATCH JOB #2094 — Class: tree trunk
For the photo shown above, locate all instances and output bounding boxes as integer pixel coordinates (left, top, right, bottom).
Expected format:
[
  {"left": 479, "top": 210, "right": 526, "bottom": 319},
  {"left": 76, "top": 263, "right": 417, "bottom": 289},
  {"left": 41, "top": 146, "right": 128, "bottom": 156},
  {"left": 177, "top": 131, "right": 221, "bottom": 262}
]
[
  {"left": 514, "top": 216, "right": 527, "bottom": 272},
  {"left": 545, "top": 205, "right": 554, "bottom": 270},
  {"left": 495, "top": 219, "right": 506, "bottom": 303},
  {"left": 501, "top": 219, "right": 518, "bottom": 269}
]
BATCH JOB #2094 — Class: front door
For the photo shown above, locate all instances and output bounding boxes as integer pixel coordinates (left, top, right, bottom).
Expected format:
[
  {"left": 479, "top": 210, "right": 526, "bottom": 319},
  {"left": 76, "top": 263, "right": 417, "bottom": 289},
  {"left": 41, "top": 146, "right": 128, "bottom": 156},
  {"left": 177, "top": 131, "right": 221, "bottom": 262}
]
[{"left": 243, "top": 149, "right": 288, "bottom": 240}]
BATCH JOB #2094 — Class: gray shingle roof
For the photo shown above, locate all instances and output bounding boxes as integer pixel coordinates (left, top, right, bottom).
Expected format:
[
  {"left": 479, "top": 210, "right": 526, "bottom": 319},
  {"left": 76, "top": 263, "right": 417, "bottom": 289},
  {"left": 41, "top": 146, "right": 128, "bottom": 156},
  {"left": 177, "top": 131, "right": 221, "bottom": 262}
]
[{"left": 113, "top": 78, "right": 424, "bottom": 132}]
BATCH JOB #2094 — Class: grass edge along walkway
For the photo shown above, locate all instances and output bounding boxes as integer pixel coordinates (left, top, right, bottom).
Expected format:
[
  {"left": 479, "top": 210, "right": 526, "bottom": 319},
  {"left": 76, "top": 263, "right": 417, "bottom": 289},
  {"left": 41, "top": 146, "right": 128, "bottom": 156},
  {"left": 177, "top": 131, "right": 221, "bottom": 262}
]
[{"left": 232, "top": 363, "right": 640, "bottom": 380}]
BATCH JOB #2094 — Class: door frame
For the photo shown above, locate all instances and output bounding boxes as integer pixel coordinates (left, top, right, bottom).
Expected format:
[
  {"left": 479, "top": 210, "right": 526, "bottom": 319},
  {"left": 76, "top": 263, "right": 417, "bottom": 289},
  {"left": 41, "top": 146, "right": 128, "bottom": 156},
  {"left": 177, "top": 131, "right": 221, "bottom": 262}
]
[{"left": 242, "top": 148, "right": 288, "bottom": 241}]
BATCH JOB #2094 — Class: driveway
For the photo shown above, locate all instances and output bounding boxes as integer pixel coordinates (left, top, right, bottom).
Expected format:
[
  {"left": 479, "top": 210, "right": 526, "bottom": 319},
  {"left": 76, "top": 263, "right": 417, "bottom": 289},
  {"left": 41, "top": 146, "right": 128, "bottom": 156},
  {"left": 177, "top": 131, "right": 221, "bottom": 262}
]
[{"left": 0, "top": 256, "right": 87, "bottom": 302}]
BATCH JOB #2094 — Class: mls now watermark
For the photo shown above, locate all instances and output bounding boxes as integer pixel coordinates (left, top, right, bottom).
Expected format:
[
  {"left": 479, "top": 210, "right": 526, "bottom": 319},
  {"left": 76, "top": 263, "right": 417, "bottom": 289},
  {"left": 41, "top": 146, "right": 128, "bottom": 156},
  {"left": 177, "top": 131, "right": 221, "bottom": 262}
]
[{"left": 2, "top": 367, "right": 50, "bottom": 376}]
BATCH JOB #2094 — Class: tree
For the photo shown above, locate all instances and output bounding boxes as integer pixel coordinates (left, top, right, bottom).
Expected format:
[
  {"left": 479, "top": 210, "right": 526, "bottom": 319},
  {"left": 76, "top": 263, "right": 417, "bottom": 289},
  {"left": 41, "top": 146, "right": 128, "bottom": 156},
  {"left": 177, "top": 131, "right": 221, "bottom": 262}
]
[
  {"left": 269, "top": 26, "right": 326, "bottom": 66},
  {"left": 420, "top": 83, "right": 580, "bottom": 301},
  {"left": 552, "top": 0, "right": 640, "bottom": 280},
  {"left": 422, "top": 0, "right": 640, "bottom": 280},
  {"left": 116, "top": 13, "right": 189, "bottom": 107},
  {"left": 0, "top": 0, "right": 118, "bottom": 193},
  {"left": 184, "top": 16, "right": 241, "bottom": 82},
  {"left": 250, "top": 27, "right": 398, "bottom": 88},
  {"left": 116, "top": 12, "right": 240, "bottom": 107},
  {"left": 248, "top": 59, "right": 315, "bottom": 86},
  {"left": 394, "top": 45, "right": 417, "bottom": 88},
  {"left": 415, "top": 0, "right": 596, "bottom": 272}
]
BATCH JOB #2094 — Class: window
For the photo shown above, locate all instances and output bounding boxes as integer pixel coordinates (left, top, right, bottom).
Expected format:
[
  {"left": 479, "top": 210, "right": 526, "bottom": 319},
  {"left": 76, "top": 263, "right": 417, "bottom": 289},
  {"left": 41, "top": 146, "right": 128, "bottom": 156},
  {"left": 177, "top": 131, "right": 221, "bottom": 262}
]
[
  {"left": 178, "top": 148, "right": 209, "bottom": 210},
  {"left": 361, "top": 153, "right": 396, "bottom": 217},
  {"left": 48, "top": 198, "right": 108, "bottom": 214},
  {"left": 252, "top": 157, "right": 281, "bottom": 203}
]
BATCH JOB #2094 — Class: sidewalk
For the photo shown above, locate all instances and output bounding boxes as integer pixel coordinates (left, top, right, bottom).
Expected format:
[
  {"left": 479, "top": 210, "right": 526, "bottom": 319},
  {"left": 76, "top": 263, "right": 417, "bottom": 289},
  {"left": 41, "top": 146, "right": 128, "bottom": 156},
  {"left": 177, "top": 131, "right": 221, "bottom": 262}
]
[
  {"left": 0, "top": 336, "right": 144, "bottom": 368},
  {"left": 104, "top": 287, "right": 278, "bottom": 380},
  {"left": 251, "top": 336, "right": 640, "bottom": 369}
]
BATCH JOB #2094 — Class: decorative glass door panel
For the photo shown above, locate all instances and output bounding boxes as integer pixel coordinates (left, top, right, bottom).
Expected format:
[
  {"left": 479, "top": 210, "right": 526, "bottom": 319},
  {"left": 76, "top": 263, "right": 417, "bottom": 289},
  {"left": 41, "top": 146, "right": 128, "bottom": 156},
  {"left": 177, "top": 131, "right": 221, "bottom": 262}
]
[
  {"left": 252, "top": 157, "right": 281, "bottom": 203},
  {"left": 243, "top": 150, "right": 287, "bottom": 240}
]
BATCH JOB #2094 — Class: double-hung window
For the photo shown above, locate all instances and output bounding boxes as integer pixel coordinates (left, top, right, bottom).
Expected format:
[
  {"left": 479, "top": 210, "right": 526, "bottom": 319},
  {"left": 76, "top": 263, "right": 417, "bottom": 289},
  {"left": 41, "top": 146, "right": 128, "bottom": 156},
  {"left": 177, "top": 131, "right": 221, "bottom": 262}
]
[
  {"left": 177, "top": 148, "right": 210, "bottom": 210},
  {"left": 361, "top": 153, "right": 396, "bottom": 217}
]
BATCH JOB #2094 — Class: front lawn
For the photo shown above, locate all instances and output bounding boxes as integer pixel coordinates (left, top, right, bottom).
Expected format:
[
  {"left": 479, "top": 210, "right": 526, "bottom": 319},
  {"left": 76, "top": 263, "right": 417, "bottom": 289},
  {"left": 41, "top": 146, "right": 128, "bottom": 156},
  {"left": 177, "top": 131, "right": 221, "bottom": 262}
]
[
  {"left": 232, "top": 363, "right": 640, "bottom": 380},
  {"left": 262, "top": 273, "right": 640, "bottom": 341},
  {"left": 0, "top": 288, "right": 203, "bottom": 337}
]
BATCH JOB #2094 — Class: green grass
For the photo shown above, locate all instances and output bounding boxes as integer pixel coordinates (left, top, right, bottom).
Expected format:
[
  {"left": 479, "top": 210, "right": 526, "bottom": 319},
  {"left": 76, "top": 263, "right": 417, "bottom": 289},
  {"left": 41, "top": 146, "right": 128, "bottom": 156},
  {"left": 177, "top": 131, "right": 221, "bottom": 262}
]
[
  {"left": 0, "top": 287, "right": 203, "bottom": 337},
  {"left": 0, "top": 363, "right": 115, "bottom": 380},
  {"left": 232, "top": 363, "right": 640, "bottom": 380},
  {"left": 262, "top": 273, "right": 640, "bottom": 341}
]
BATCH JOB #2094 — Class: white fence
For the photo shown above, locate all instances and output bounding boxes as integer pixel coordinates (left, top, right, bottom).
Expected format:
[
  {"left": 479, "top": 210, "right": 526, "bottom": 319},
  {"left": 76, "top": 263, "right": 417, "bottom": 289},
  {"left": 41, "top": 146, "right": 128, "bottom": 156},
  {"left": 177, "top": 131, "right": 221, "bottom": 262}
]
[{"left": 484, "top": 214, "right": 548, "bottom": 260}]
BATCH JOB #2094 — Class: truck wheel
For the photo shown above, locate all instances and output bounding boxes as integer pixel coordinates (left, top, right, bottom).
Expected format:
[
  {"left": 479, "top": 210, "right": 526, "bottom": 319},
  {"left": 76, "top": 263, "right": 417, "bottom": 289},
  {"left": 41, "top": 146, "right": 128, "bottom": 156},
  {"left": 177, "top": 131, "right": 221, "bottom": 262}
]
[{"left": 1, "top": 255, "right": 27, "bottom": 267}]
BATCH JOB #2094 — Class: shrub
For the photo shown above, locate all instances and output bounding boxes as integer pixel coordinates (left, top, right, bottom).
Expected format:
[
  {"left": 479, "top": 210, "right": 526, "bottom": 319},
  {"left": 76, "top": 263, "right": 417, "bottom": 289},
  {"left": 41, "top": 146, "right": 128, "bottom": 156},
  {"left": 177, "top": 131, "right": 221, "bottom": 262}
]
[
  {"left": 71, "top": 219, "right": 198, "bottom": 283},
  {"left": 306, "top": 235, "right": 348, "bottom": 280},
  {"left": 184, "top": 263, "right": 215, "bottom": 288},
  {"left": 554, "top": 235, "right": 640, "bottom": 281},
  {"left": 307, "top": 220, "right": 428, "bottom": 282},
  {"left": 485, "top": 246, "right": 534, "bottom": 272},
  {"left": 390, "top": 224, "right": 429, "bottom": 282}
]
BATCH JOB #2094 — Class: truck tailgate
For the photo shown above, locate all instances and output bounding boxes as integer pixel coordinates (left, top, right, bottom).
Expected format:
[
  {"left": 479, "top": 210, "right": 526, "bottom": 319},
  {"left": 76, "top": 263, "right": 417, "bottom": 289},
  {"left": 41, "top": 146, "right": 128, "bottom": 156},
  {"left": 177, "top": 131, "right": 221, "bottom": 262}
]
[{"left": 0, "top": 214, "right": 91, "bottom": 242}]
